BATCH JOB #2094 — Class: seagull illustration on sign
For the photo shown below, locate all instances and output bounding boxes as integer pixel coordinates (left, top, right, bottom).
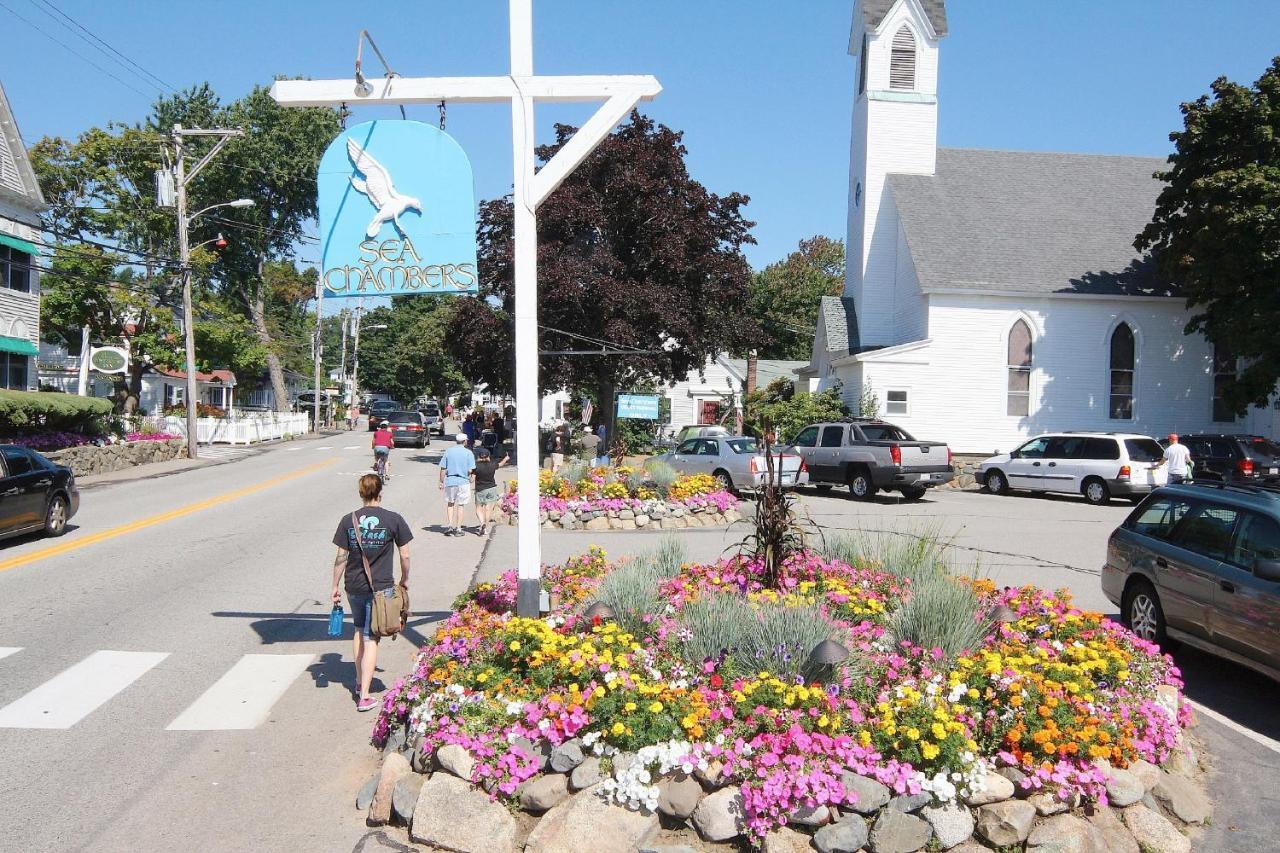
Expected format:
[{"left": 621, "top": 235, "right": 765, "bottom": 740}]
[{"left": 346, "top": 137, "right": 422, "bottom": 239}]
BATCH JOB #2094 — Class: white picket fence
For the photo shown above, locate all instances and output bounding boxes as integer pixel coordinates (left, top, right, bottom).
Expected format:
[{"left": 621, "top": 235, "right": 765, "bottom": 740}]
[{"left": 159, "top": 412, "right": 311, "bottom": 445}]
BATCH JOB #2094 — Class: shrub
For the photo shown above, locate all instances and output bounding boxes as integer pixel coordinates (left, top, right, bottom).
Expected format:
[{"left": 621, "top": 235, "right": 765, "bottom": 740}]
[
  {"left": 642, "top": 459, "right": 678, "bottom": 496},
  {"left": 677, "top": 592, "right": 754, "bottom": 672},
  {"left": 0, "top": 389, "right": 114, "bottom": 436},
  {"left": 593, "top": 556, "right": 666, "bottom": 637},
  {"left": 560, "top": 458, "right": 591, "bottom": 488},
  {"left": 648, "top": 536, "right": 687, "bottom": 579},
  {"left": 889, "top": 575, "right": 992, "bottom": 661}
]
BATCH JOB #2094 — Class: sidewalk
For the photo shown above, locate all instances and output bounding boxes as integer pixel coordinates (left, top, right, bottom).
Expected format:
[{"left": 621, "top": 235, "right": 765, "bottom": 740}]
[{"left": 76, "top": 429, "right": 346, "bottom": 489}]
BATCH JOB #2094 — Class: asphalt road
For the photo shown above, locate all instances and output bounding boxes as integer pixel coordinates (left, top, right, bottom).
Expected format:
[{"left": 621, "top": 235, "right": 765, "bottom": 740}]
[{"left": 0, "top": 429, "right": 482, "bottom": 852}]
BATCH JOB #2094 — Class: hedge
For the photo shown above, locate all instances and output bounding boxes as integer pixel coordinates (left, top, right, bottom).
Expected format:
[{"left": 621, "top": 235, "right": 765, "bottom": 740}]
[{"left": 0, "top": 389, "right": 116, "bottom": 435}]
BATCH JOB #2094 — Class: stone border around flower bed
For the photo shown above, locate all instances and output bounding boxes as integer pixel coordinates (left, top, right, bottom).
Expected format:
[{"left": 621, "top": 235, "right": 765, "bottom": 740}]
[
  {"left": 506, "top": 503, "right": 744, "bottom": 532},
  {"left": 45, "top": 438, "right": 188, "bottom": 477},
  {"left": 360, "top": 720, "right": 1211, "bottom": 853}
]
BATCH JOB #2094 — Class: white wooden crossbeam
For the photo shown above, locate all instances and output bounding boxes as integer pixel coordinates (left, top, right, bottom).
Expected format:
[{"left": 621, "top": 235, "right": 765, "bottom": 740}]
[{"left": 269, "top": 75, "right": 661, "bottom": 108}]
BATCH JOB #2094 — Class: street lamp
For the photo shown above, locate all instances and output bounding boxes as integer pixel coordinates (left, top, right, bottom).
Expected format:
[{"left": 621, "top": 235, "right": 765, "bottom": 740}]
[
  {"left": 175, "top": 195, "right": 254, "bottom": 459},
  {"left": 350, "top": 313, "right": 388, "bottom": 419}
]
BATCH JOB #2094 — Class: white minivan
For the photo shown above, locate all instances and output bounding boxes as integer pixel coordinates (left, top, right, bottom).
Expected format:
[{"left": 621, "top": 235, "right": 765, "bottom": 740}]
[{"left": 977, "top": 432, "right": 1168, "bottom": 506}]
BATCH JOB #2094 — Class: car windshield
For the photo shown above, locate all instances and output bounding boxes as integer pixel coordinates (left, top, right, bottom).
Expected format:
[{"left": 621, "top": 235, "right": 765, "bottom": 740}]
[
  {"left": 726, "top": 438, "right": 759, "bottom": 454},
  {"left": 1124, "top": 439, "right": 1164, "bottom": 463},
  {"left": 389, "top": 412, "right": 419, "bottom": 423},
  {"left": 421, "top": 404, "right": 440, "bottom": 415}
]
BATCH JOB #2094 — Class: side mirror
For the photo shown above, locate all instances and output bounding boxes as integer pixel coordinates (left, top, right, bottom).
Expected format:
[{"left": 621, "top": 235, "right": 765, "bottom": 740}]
[
  {"left": 1010, "top": 450, "right": 1021, "bottom": 459},
  {"left": 1255, "top": 558, "right": 1280, "bottom": 582}
]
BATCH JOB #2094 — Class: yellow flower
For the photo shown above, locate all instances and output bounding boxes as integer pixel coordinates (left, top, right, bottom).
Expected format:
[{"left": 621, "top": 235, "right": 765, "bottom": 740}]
[
  {"left": 921, "top": 742, "right": 940, "bottom": 760},
  {"left": 648, "top": 701, "right": 664, "bottom": 713},
  {"left": 624, "top": 702, "right": 637, "bottom": 712},
  {"left": 611, "top": 722, "right": 625, "bottom": 735},
  {"left": 931, "top": 723, "right": 947, "bottom": 740},
  {"left": 593, "top": 686, "right": 606, "bottom": 698},
  {"left": 509, "top": 641, "right": 521, "bottom": 651},
  {"left": 906, "top": 727, "right": 920, "bottom": 741}
]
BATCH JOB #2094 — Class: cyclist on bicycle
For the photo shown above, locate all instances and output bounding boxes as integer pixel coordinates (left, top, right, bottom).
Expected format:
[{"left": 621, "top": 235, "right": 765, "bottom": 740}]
[{"left": 371, "top": 420, "right": 394, "bottom": 479}]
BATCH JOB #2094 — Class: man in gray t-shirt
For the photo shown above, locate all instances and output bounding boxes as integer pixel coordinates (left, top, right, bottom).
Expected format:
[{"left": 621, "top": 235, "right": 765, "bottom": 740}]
[{"left": 580, "top": 426, "right": 601, "bottom": 460}]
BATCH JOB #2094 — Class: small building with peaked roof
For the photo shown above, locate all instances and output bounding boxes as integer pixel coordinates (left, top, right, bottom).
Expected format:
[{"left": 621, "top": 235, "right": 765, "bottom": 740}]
[
  {"left": 0, "top": 80, "right": 45, "bottom": 391},
  {"left": 802, "top": 0, "right": 1280, "bottom": 454}
]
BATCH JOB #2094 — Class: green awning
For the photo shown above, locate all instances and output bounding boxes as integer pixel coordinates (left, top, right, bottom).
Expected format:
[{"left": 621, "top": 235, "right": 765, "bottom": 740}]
[
  {"left": 0, "top": 232, "right": 40, "bottom": 256},
  {"left": 0, "top": 335, "right": 38, "bottom": 357}
]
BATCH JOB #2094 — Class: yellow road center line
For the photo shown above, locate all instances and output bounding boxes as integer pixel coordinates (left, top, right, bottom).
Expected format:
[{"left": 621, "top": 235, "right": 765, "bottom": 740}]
[{"left": 0, "top": 458, "right": 340, "bottom": 574}]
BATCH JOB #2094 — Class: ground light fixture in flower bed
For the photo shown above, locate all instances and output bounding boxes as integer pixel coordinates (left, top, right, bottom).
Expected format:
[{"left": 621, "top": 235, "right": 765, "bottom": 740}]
[
  {"left": 359, "top": 541, "right": 1212, "bottom": 852},
  {"left": 501, "top": 461, "right": 744, "bottom": 531}
]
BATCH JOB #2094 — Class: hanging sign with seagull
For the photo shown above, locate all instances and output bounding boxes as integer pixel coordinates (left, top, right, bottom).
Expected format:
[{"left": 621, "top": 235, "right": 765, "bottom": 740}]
[{"left": 317, "top": 120, "right": 478, "bottom": 297}]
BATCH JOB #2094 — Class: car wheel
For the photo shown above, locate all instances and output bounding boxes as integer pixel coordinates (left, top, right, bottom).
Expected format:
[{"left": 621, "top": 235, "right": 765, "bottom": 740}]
[
  {"left": 44, "top": 494, "right": 68, "bottom": 538},
  {"left": 847, "top": 467, "right": 875, "bottom": 501},
  {"left": 1082, "top": 477, "right": 1111, "bottom": 506},
  {"left": 901, "top": 485, "right": 927, "bottom": 501},
  {"left": 984, "top": 470, "right": 1009, "bottom": 495},
  {"left": 1124, "top": 580, "right": 1168, "bottom": 646},
  {"left": 712, "top": 469, "right": 734, "bottom": 493}
]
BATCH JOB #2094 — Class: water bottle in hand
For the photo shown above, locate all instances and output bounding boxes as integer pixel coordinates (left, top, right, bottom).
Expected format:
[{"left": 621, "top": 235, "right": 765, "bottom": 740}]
[{"left": 327, "top": 604, "right": 344, "bottom": 637}]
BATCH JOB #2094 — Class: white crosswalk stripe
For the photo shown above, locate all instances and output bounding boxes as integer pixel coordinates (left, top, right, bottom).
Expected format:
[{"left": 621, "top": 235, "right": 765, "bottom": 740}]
[
  {"left": 196, "top": 445, "right": 259, "bottom": 462},
  {"left": 167, "top": 653, "right": 315, "bottom": 731},
  {"left": 0, "top": 647, "right": 22, "bottom": 661},
  {"left": 0, "top": 650, "right": 169, "bottom": 729}
]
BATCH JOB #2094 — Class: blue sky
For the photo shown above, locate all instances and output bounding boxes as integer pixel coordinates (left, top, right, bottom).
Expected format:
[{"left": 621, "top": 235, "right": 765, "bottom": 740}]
[{"left": 4, "top": 1, "right": 1280, "bottom": 270}]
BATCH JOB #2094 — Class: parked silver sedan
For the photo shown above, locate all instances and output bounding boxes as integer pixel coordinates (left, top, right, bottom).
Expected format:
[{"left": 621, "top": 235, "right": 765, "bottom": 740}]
[{"left": 651, "top": 436, "right": 808, "bottom": 493}]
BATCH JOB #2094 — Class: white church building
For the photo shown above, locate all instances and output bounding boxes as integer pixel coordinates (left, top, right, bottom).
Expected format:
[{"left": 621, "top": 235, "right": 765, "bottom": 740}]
[{"left": 806, "top": 0, "right": 1280, "bottom": 454}]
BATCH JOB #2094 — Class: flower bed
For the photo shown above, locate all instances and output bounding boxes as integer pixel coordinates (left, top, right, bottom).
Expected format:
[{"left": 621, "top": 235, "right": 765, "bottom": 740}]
[
  {"left": 366, "top": 545, "right": 1209, "bottom": 850},
  {"left": 501, "top": 464, "right": 741, "bottom": 529}
]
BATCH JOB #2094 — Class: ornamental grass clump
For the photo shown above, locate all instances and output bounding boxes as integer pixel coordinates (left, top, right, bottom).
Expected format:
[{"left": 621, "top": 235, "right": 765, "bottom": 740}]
[
  {"left": 594, "top": 556, "right": 666, "bottom": 637},
  {"left": 560, "top": 459, "right": 592, "bottom": 488},
  {"left": 649, "top": 536, "right": 687, "bottom": 579},
  {"left": 676, "top": 592, "right": 754, "bottom": 673},
  {"left": 751, "top": 602, "right": 847, "bottom": 684},
  {"left": 889, "top": 574, "right": 992, "bottom": 661},
  {"left": 824, "top": 527, "right": 954, "bottom": 586},
  {"left": 642, "top": 459, "right": 678, "bottom": 496}
]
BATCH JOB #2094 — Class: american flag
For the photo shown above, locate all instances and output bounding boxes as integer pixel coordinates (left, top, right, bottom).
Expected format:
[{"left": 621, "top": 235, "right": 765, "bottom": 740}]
[{"left": 581, "top": 399, "right": 593, "bottom": 424}]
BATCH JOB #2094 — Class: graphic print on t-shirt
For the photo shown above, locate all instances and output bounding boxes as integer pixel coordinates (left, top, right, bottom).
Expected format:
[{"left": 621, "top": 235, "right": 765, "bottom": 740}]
[{"left": 349, "top": 513, "right": 390, "bottom": 551}]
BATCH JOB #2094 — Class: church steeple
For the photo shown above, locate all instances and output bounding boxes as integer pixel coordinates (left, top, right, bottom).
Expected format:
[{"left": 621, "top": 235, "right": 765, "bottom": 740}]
[{"left": 845, "top": 0, "right": 945, "bottom": 346}]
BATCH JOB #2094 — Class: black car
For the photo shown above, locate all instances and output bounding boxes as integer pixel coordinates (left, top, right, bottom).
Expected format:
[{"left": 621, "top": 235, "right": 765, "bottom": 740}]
[
  {"left": 0, "top": 444, "right": 79, "bottom": 540},
  {"left": 386, "top": 411, "right": 429, "bottom": 448},
  {"left": 1167, "top": 434, "right": 1280, "bottom": 484},
  {"left": 367, "top": 400, "right": 401, "bottom": 430}
]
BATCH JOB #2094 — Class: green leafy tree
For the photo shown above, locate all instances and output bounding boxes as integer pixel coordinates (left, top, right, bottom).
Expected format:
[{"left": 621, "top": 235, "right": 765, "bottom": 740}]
[
  {"left": 749, "top": 236, "right": 845, "bottom": 360},
  {"left": 1136, "top": 57, "right": 1280, "bottom": 414},
  {"left": 355, "top": 298, "right": 466, "bottom": 403},
  {"left": 445, "top": 112, "right": 760, "bottom": 438},
  {"left": 744, "top": 378, "right": 847, "bottom": 443}
]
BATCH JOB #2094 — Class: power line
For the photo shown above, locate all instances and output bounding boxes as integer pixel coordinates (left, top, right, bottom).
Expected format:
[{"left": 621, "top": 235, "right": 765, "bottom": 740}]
[
  {"left": 0, "top": 0, "right": 154, "bottom": 99},
  {"left": 30, "top": 0, "right": 175, "bottom": 92}
]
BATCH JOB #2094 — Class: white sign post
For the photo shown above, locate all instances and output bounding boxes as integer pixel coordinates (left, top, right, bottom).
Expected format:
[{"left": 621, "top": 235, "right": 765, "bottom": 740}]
[{"left": 272, "top": 0, "right": 660, "bottom": 617}]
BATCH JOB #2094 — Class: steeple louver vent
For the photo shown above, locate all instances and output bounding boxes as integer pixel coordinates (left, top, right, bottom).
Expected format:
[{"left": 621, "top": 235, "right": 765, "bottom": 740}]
[{"left": 889, "top": 25, "right": 916, "bottom": 90}]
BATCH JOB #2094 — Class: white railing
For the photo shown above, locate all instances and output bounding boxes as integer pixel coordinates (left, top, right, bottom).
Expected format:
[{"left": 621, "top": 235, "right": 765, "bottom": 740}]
[{"left": 161, "top": 412, "right": 310, "bottom": 445}]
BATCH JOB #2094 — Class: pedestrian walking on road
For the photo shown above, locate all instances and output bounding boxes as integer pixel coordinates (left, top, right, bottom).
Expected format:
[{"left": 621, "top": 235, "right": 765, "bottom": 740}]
[
  {"left": 1157, "top": 433, "right": 1194, "bottom": 484},
  {"left": 462, "top": 413, "right": 477, "bottom": 449},
  {"left": 440, "top": 433, "right": 476, "bottom": 536},
  {"left": 472, "top": 447, "right": 509, "bottom": 535},
  {"left": 330, "top": 474, "right": 412, "bottom": 712},
  {"left": 347, "top": 402, "right": 359, "bottom": 431},
  {"left": 550, "top": 423, "right": 569, "bottom": 473}
]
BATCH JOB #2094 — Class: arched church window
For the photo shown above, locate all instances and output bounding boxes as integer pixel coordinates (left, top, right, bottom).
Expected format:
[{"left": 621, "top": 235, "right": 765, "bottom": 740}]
[
  {"left": 889, "top": 25, "right": 916, "bottom": 90},
  {"left": 1213, "top": 342, "right": 1236, "bottom": 423},
  {"left": 1109, "top": 323, "right": 1135, "bottom": 420},
  {"left": 1007, "top": 320, "right": 1032, "bottom": 417}
]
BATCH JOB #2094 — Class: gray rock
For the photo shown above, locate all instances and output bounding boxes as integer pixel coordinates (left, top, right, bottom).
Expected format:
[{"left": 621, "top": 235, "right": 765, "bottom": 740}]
[
  {"left": 435, "top": 743, "right": 476, "bottom": 781},
  {"left": 619, "top": 510, "right": 635, "bottom": 519},
  {"left": 996, "top": 765, "right": 1028, "bottom": 793},
  {"left": 1086, "top": 806, "right": 1140, "bottom": 853},
  {"left": 524, "top": 785, "right": 660, "bottom": 853},
  {"left": 1129, "top": 759, "right": 1162, "bottom": 791},
  {"left": 635, "top": 514, "right": 650, "bottom": 527},
  {"left": 841, "top": 772, "right": 891, "bottom": 813},
  {"left": 695, "top": 759, "right": 729, "bottom": 789},
  {"left": 1121, "top": 804, "right": 1191, "bottom": 853},
  {"left": 691, "top": 786, "right": 746, "bottom": 842},
  {"left": 920, "top": 802, "right": 974, "bottom": 849},
  {"left": 762, "top": 826, "right": 813, "bottom": 853},
  {"left": 585, "top": 516, "right": 610, "bottom": 531},
  {"left": 610, "top": 751, "right": 639, "bottom": 779},
  {"left": 1105, "top": 767, "right": 1145, "bottom": 807},
  {"left": 1161, "top": 749, "right": 1197, "bottom": 777},
  {"left": 887, "top": 791, "right": 932, "bottom": 813},
  {"left": 1151, "top": 769, "right": 1211, "bottom": 824},
  {"left": 410, "top": 742, "right": 433, "bottom": 773},
  {"left": 518, "top": 773, "right": 571, "bottom": 812},
  {"left": 814, "top": 817, "right": 870, "bottom": 853},
  {"left": 974, "top": 800, "right": 1036, "bottom": 847},
  {"left": 550, "top": 739, "right": 585, "bottom": 773},
  {"left": 367, "top": 752, "right": 411, "bottom": 826},
  {"left": 640, "top": 846, "right": 698, "bottom": 853},
  {"left": 355, "top": 774, "right": 379, "bottom": 810},
  {"left": 410, "top": 772, "right": 519, "bottom": 852},
  {"left": 382, "top": 726, "right": 407, "bottom": 755},
  {"left": 570, "top": 756, "right": 603, "bottom": 790},
  {"left": 391, "top": 773, "right": 424, "bottom": 825},
  {"left": 964, "top": 770, "right": 1015, "bottom": 805},
  {"left": 1029, "top": 790, "right": 1069, "bottom": 816},
  {"left": 657, "top": 772, "right": 703, "bottom": 819},
  {"left": 788, "top": 803, "right": 832, "bottom": 826},
  {"left": 511, "top": 736, "right": 553, "bottom": 771},
  {"left": 1026, "top": 813, "right": 1109, "bottom": 853},
  {"left": 869, "top": 808, "right": 933, "bottom": 853}
]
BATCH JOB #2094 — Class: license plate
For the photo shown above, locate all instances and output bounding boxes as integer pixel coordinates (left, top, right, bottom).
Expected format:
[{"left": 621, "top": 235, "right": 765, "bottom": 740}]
[
  {"left": 918, "top": 474, "right": 933, "bottom": 482},
  {"left": 1271, "top": 468, "right": 1278, "bottom": 475}
]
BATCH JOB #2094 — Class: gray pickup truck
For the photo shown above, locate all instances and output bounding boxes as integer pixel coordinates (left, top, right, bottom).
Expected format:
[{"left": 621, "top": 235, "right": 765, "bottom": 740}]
[{"left": 786, "top": 419, "right": 954, "bottom": 500}]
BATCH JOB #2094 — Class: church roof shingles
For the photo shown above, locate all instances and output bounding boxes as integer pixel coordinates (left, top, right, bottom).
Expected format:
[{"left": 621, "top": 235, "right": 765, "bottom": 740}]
[
  {"left": 888, "top": 148, "right": 1175, "bottom": 298},
  {"left": 860, "top": 0, "right": 948, "bottom": 37},
  {"left": 818, "top": 296, "right": 860, "bottom": 356}
]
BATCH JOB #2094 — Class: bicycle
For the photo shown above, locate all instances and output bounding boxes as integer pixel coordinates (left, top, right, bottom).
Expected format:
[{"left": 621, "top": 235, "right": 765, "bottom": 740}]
[{"left": 374, "top": 450, "right": 390, "bottom": 482}]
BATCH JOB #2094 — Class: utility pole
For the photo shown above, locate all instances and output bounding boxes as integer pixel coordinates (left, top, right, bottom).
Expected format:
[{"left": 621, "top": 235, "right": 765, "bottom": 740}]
[
  {"left": 171, "top": 124, "right": 246, "bottom": 460},
  {"left": 313, "top": 275, "right": 324, "bottom": 432},
  {"left": 350, "top": 301, "right": 364, "bottom": 414},
  {"left": 338, "top": 308, "right": 349, "bottom": 402}
]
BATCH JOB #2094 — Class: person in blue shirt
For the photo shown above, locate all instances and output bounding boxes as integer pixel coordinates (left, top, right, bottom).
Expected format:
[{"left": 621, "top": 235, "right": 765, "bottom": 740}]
[
  {"left": 438, "top": 433, "right": 476, "bottom": 536},
  {"left": 595, "top": 422, "right": 609, "bottom": 466}
]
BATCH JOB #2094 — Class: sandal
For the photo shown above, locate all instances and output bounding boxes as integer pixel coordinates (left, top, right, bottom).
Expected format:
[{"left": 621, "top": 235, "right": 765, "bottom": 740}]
[{"left": 357, "top": 696, "right": 379, "bottom": 712}]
